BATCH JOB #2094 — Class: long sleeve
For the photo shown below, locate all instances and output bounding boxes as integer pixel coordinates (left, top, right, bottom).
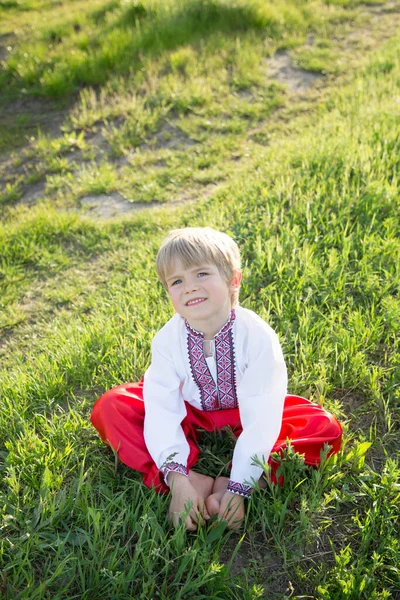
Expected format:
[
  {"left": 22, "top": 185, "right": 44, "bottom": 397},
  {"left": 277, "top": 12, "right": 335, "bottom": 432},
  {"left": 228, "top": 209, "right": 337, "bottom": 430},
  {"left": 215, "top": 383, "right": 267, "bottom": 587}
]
[
  {"left": 228, "top": 326, "right": 287, "bottom": 497},
  {"left": 143, "top": 337, "right": 190, "bottom": 485}
]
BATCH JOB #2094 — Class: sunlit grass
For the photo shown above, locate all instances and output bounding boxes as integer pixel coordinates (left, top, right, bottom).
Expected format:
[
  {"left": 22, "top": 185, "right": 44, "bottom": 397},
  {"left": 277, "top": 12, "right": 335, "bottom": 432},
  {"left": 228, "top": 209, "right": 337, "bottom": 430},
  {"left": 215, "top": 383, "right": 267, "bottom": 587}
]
[
  {"left": 0, "top": 0, "right": 360, "bottom": 99},
  {"left": 0, "top": 1, "right": 399, "bottom": 598},
  {"left": 2, "top": 0, "right": 394, "bottom": 211}
]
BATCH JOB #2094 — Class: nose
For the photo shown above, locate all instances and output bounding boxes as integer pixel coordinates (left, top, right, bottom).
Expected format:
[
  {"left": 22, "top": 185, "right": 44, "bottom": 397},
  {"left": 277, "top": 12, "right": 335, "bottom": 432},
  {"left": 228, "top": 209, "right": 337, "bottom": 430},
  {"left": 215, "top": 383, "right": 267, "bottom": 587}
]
[{"left": 184, "top": 276, "right": 199, "bottom": 293}]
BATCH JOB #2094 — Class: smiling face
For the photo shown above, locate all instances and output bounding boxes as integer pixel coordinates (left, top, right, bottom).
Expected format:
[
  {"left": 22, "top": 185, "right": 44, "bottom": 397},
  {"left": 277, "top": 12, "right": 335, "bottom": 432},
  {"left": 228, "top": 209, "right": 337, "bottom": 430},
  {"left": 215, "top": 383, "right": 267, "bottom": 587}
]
[{"left": 165, "top": 259, "right": 241, "bottom": 338}]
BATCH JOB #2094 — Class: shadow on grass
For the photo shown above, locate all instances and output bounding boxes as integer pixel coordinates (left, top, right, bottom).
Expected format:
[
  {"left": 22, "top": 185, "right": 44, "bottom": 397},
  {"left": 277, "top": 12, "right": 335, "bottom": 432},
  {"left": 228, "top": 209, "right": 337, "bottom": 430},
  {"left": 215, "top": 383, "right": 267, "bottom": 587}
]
[
  {"left": 1, "top": 0, "right": 300, "bottom": 99},
  {"left": 91, "top": 0, "right": 288, "bottom": 67},
  {"left": 0, "top": 0, "right": 85, "bottom": 11}
]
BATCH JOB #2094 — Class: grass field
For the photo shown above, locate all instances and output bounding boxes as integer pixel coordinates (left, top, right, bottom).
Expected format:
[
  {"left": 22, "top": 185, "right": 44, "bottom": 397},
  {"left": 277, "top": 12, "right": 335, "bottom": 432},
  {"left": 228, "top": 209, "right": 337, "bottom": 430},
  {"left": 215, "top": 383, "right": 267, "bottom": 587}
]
[{"left": 0, "top": 0, "right": 399, "bottom": 598}]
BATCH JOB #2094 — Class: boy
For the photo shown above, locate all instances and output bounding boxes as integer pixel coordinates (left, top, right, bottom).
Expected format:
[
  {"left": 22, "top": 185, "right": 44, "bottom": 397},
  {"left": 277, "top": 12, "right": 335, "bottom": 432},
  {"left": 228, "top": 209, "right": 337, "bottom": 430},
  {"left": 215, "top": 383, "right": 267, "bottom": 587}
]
[{"left": 91, "top": 227, "right": 341, "bottom": 531}]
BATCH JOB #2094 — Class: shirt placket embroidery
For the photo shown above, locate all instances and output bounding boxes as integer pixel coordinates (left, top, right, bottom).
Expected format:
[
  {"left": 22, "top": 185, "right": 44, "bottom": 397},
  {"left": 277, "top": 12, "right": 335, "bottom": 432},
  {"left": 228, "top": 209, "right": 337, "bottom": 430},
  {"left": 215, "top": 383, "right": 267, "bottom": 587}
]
[{"left": 186, "top": 310, "right": 238, "bottom": 411}]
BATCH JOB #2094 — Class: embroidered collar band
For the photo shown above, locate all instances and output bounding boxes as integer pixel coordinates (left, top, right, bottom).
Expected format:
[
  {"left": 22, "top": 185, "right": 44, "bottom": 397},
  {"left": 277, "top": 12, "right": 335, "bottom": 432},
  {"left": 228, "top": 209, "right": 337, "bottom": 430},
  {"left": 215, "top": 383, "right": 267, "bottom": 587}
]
[{"left": 184, "top": 309, "right": 236, "bottom": 339}]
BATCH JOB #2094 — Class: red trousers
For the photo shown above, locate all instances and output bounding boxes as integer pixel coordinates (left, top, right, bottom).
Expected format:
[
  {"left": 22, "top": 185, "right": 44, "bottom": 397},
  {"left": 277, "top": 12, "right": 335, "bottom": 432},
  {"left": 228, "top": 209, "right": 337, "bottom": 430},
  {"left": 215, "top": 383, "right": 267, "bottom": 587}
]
[{"left": 91, "top": 382, "right": 342, "bottom": 493}]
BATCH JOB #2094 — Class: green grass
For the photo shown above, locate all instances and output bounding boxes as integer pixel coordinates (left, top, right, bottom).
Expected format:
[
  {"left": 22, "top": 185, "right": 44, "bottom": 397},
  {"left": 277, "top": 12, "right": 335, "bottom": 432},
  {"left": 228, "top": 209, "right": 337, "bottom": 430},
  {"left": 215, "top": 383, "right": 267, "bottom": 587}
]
[
  {"left": 1, "top": 0, "right": 400, "bottom": 598},
  {"left": 2, "top": 0, "right": 396, "bottom": 207},
  {"left": 0, "top": 0, "right": 354, "bottom": 99}
]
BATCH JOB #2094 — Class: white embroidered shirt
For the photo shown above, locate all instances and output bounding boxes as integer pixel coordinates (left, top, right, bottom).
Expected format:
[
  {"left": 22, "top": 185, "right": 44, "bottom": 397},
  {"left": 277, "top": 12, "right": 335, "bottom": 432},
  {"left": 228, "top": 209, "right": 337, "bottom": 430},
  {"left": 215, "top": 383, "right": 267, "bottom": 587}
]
[{"left": 143, "top": 306, "right": 287, "bottom": 497}]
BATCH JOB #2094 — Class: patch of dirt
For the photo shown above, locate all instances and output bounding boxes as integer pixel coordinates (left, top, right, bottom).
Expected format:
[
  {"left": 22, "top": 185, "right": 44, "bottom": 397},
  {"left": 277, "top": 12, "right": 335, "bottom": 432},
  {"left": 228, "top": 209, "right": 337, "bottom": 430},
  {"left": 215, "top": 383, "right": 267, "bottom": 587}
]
[
  {"left": 265, "top": 2, "right": 400, "bottom": 94},
  {"left": 110, "top": 153, "right": 133, "bottom": 168},
  {"left": 169, "top": 182, "right": 220, "bottom": 207},
  {"left": 76, "top": 182, "right": 219, "bottom": 220},
  {"left": 84, "top": 127, "right": 112, "bottom": 160},
  {"left": 142, "top": 121, "right": 199, "bottom": 151},
  {"left": 365, "top": 0, "right": 400, "bottom": 15},
  {"left": 0, "top": 33, "right": 13, "bottom": 63},
  {"left": 0, "top": 152, "right": 40, "bottom": 179},
  {"left": 2, "top": 1, "right": 400, "bottom": 219},
  {"left": 335, "top": 384, "right": 391, "bottom": 433},
  {"left": 0, "top": 97, "right": 67, "bottom": 141},
  {"left": 266, "top": 50, "right": 325, "bottom": 92},
  {"left": 65, "top": 123, "right": 128, "bottom": 166},
  {"left": 219, "top": 534, "right": 290, "bottom": 596},
  {"left": 64, "top": 148, "right": 85, "bottom": 165},
  {"left": 78, "top": 192, "right": 154, "bottom": 218},
  {"left": 337, "top": 2, "right": 400, "bottom": 55},
  {"left": 333, "top": 386, "right": 367, "bottom": 414},
  {"left": 331, "top": 386, "right": 394, "bottom": 469},
  {"left": 19, "top": 180, "right": 46, "bottom": 205},
  {"left": 248, "top": 2, "right": 400, "bottom": 147}
]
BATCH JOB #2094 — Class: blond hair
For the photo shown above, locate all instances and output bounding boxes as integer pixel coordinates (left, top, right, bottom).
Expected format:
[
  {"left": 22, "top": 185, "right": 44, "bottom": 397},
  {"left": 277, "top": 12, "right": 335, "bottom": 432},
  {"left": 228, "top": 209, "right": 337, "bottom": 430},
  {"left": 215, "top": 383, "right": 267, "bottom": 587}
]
[{"left": 156, "top": 227, "right": 241, "bottom": 306}]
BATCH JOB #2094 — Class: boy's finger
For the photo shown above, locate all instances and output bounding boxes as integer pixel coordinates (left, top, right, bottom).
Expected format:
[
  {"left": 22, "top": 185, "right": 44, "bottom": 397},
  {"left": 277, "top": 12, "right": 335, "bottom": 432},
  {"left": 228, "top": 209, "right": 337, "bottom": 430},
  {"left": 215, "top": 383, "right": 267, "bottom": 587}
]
[
  {"left": 219, "top": 504, "right": 240, "bottom": 525},
  {"left": 192, "top": 508, "right": 205, "bottom": 527},
  {"left": 220, "top": 510, "right": 238, "bottom": 529},
  {"left": 199, "top": 501, "right": 210, "bottom": 520},
  {"left": 186, "top": 516, "right": 197, "bottom": 531},
  {"left": 227, "top": 518, "right": 242, "bottom": 530},
  {"left": 171, "top": 511, "right": 184, "bottom": 527},
  {"left": 218, "top": 503, "right": 231, "bottom": 521}
]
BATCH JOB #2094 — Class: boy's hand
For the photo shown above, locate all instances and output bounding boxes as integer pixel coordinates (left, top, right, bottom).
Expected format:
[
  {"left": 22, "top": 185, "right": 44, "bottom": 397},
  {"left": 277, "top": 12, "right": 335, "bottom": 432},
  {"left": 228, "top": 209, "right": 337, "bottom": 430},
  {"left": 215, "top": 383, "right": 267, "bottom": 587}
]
[
  {"left": 218, "top": 491, "right": 245, "bottom": 529},
  {"left": 168, "top": 473, "right": 210, "bottom": 531}
]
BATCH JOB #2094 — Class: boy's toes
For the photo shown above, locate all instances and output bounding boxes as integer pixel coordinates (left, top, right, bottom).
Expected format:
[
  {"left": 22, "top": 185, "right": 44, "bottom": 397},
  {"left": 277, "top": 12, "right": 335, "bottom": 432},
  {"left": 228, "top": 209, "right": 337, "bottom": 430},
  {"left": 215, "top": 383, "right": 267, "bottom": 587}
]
[
  {"left": 205, "top": 493, "right": 221, "bottom": 517},
  {"left": 188, "top": 471, "right": 215, "bottom": 499},
  {"left": 212, "top": 476, "right": 230, "bottom": 494},
  {"left": 200, "top": 474, "right": 215, "bottom": 497}
]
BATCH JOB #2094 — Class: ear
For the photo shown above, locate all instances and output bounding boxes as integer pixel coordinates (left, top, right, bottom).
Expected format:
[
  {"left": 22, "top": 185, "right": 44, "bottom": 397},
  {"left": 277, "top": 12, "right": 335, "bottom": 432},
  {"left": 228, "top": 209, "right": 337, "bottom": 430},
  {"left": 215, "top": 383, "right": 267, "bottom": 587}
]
[{"left": 230, "top": 269, "right": 242, "bottom": 291}]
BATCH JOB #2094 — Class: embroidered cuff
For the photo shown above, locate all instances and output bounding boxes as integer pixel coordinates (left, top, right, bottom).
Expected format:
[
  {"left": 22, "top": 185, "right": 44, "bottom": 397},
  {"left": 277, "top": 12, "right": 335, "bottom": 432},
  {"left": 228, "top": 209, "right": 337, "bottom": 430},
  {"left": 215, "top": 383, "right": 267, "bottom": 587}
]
[
  {"left": 161, "top": 461, "right": 188, "bottom": 487},
  {"left": 227, "top": 480, "right": 252, "bottom": 498}
]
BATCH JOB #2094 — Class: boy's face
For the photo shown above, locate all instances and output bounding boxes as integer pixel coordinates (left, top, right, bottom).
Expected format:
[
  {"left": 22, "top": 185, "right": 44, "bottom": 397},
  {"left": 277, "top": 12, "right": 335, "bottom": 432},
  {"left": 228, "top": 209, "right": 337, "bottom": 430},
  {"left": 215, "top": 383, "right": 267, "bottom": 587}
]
[{"left": 165, "top": 258, "right": 241, "bottom": 333}]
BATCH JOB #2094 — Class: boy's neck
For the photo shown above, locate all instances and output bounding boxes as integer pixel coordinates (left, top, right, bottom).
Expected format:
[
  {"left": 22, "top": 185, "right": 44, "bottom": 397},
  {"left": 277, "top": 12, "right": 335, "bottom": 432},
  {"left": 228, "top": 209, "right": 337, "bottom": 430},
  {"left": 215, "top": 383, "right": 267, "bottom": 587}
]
[{"left": 185, "top": 307, "right": 233, "bottom": 339}]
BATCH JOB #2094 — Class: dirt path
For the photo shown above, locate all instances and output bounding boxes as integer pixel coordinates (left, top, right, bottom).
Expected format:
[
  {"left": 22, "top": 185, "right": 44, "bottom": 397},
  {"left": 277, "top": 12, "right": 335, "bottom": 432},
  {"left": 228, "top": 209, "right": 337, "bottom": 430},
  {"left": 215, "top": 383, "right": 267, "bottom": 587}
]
[{"left": 1, "top": 1, "right": 400, "bottom": 219}]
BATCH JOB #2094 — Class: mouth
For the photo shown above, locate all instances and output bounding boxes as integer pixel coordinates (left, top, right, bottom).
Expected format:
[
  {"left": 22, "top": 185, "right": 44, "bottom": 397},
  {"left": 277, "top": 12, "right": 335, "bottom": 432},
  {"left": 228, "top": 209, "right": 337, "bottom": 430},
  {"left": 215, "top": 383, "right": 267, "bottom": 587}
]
[{"left": 185, "top": 298, "right": 207, "bottom": 307}]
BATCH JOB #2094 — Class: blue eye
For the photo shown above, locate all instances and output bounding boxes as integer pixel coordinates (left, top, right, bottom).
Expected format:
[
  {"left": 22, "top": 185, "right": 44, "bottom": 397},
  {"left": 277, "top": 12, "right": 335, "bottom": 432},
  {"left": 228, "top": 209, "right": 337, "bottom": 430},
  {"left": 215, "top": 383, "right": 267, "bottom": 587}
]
[
  {"left": 171, "top": 279, "right": 182, "bottom": 286},
  {"left": 198, "top": 272, "right": 208, "bottom": 277}
]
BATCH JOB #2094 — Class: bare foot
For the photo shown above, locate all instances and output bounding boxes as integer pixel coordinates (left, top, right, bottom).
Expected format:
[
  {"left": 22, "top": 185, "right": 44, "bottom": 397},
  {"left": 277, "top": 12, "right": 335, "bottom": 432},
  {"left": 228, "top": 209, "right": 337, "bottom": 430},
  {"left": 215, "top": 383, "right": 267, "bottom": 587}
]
[
  {"left": 205, "top": 476, "right": 229, "bottom": 517},
  {"left": 188, "top": 470, "right": 214, "bottom": 519}
]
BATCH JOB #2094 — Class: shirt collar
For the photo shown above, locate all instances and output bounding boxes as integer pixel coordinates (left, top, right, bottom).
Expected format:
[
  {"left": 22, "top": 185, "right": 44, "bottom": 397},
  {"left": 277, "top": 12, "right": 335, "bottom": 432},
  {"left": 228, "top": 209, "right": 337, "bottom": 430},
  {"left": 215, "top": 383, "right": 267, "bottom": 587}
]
[{"left": 184, "top": 309, "right": 236, "bottom": 339}]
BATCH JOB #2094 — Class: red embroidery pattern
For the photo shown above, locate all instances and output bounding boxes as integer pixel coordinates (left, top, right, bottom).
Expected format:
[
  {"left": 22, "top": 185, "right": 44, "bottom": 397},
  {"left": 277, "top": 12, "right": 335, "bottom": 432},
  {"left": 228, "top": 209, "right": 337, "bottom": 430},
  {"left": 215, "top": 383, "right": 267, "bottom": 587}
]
[
  {"left": 187, "top": 334, "right": 218, "bottom": 410},
  {"left": 227, "top": 480, "right": 252, "bottom": 498},
  {"left": 215, "top": 329, "right": 237, "bottom": 409},
  {"left": 186, "top": 310, "right": 238, "bottom": 411},
  {"left": 161, "top": 461, "right": 188, "bottom": 480}
]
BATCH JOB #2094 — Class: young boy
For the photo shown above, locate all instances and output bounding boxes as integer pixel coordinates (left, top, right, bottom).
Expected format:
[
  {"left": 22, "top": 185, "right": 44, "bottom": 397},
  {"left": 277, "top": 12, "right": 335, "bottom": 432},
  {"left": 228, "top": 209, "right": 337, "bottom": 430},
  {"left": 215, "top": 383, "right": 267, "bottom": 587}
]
[{"left": 91, "top": 227, "right": 341, "bottom": 531}]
